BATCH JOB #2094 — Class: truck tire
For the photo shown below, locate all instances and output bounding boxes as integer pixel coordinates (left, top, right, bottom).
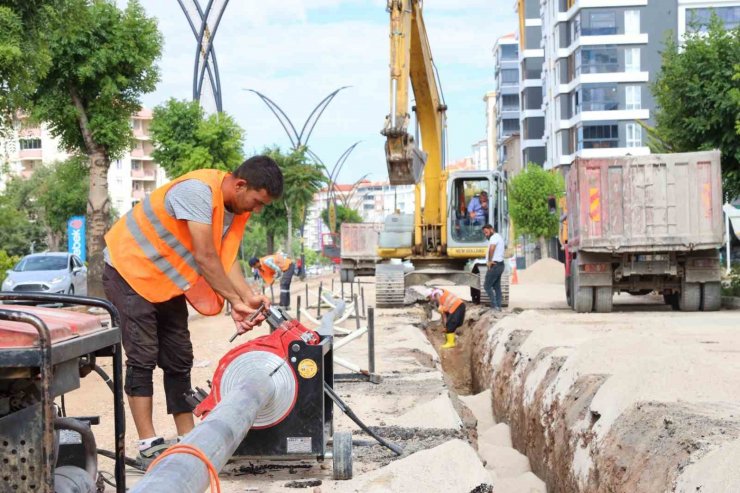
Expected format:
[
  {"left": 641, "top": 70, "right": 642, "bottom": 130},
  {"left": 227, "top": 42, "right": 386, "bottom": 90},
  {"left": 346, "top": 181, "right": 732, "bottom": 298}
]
[
  {"left": 679, "top": 282, "right": 701, "bottom": 311},
  {"left": 572, "top": 265, "right": 593, "bottom": 313},
  {"left": 565, "top": 275, "right": 573, "bottom": 307},
  {"left": 593, "top": 287, "right": 613, "bottom": 313},
  {"left": 663, "top": 292, "right": 679, "bottom": 311},
  {"left": 701, "top": 282, "right": 721, "bottom": 311}
]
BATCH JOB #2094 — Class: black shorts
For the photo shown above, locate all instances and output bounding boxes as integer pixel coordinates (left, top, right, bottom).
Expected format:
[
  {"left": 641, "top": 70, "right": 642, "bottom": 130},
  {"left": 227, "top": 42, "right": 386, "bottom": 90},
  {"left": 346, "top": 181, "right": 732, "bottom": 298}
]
[{"left": 445, "top": 303, "right": 466, "bottom": 333}]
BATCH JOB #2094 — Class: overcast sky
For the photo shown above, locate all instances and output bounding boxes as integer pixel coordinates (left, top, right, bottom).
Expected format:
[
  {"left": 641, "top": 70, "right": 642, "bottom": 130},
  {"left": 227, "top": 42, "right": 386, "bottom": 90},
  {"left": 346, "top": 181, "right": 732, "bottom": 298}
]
[{"left": 138, "top": 0, "right": 519, "bottom": 183}]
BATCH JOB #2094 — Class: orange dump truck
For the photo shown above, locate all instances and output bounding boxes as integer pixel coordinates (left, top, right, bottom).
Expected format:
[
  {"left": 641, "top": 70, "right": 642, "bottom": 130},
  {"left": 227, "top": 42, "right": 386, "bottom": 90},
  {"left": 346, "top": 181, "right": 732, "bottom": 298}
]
[{"left": 564, "top": 151, "right": 723, "bottom": 313}]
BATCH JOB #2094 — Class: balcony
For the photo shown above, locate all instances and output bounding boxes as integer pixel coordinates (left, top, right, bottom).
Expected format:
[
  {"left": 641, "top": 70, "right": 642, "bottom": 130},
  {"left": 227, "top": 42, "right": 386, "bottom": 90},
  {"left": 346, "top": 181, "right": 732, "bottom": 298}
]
[
  {"left": 19, "top": 148, "right": 42, "bottom": 160},
  {"left": 131, "top": 167, "right": 157, "bottom": 180}
]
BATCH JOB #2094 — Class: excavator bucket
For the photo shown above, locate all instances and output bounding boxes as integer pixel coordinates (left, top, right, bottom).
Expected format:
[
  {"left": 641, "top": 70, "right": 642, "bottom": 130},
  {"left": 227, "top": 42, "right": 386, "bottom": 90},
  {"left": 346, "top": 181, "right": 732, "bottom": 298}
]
[{"left": 385, "top": 134, "right": 427, "bottom": 185}]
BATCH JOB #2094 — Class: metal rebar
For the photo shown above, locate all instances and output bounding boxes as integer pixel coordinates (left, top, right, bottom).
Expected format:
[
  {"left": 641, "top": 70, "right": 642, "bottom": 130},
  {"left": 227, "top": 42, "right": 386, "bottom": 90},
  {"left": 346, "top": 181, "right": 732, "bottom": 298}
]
[
  {"left": 350, "top": 279, "right": 354, "bottom": 299},
  {"left": 341, "top": 280, "right": 345, "bottom": 300},
  {"left": 297, "top": 296, "right": 301, "bottom": 322},
  {"left": 361, "top": 287, "right": 366, "bottom": 318},
  {"left": 130, "top": 373, "right": 275, "bottom": 493},
  {"left": 332, "top": 278, "right": 335, "bottom": 292},
  {"left": 354, "top": 294, "right": 360, "bottom": 330},
  {"left": 317, "top": 282, "right": 323, "bottom": 317},
  {"left": 305, "top": 283, "right": 309, "bottom": 308},
  {"left": 368, "top": 307, "right": 375, "bottom": 374}
]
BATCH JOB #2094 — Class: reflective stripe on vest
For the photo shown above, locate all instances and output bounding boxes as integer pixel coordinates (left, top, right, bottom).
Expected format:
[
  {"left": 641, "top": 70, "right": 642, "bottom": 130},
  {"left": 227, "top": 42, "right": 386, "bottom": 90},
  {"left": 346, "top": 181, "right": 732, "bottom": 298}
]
[
  {"left": 124, "top": 210, "right": 192, "bottom": 291},
  {"left": 141, "top": 199, "right": 201, "bottom": 275}
]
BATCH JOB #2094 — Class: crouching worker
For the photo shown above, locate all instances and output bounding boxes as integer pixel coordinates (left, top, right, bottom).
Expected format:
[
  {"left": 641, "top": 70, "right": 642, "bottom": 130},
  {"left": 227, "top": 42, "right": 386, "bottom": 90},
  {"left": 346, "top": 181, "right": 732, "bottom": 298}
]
[
  {"left": 249, "top": 253, "right": 295, "bottom": 309},
  {"left": 428, "top": 288, "right": 466, "bottom": 349}
]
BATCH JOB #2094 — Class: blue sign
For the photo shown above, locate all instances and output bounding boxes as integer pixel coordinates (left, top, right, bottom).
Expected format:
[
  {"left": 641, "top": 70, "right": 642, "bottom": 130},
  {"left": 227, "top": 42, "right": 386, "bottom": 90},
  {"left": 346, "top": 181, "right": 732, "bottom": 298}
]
[{"left": 67, "top": 216, "right": 86, "bottom": 262}]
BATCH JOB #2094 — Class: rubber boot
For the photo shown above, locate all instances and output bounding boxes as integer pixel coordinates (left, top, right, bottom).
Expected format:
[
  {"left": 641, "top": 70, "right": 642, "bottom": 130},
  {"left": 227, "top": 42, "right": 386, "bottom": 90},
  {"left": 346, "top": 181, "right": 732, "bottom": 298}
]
[{"left": 441, "top": 333, "right": 456, "bottom": 349}]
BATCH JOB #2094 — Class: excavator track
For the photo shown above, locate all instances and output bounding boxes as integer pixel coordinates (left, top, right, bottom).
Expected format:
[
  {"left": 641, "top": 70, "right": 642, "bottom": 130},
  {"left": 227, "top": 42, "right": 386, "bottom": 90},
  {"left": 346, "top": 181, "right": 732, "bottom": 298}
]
[{"left": 375, "top": 264, "right": 406, "bottom": 307}]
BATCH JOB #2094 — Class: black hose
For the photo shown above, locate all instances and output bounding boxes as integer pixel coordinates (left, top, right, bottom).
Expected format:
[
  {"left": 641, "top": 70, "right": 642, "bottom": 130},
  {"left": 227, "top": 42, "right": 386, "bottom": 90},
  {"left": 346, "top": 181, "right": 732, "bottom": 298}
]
[
  {"left": 93, "top": 364, "right": 115, "bottom": 393},
  {"left": 324, "top": 383, "right": 403, "bottom": 456},
  {"left": 55, "top": 417, "right": 98, "bottom": 480}
]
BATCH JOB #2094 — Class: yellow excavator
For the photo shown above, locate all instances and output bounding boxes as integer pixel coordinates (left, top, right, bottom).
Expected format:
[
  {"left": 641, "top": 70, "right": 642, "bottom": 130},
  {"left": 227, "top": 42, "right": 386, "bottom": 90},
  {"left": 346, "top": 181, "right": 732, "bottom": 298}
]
[{"left": 375, "top": 0, "right": 510, "bottom": 306}]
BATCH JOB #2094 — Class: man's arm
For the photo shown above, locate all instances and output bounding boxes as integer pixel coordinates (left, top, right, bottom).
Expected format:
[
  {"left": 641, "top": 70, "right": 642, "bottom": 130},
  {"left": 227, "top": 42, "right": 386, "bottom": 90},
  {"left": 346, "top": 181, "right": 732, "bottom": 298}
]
[
  {"left": 487, "top": 242, "right": 495, "bottom": 268},
  {"left": 188, "top": 222, "right": 268, "bottom": 330},
  {"left": 228, "top": 261, "right": 255, "bottom": 302}
]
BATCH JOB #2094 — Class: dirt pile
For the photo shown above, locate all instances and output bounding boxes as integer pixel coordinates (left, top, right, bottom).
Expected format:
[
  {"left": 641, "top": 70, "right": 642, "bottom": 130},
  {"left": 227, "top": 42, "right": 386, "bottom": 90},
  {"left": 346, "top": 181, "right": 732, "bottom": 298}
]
[{"left": 517, "top": 258, "right": 564, "bottom": 285}]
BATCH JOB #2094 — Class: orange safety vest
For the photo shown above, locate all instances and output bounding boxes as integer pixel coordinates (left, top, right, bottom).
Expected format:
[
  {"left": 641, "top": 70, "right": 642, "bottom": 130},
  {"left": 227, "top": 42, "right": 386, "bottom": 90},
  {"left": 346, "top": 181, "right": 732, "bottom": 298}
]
[
  {"left": 257, "top": 253, "right": 292, "bottom": 286},
  {"left": 438, "top": 290, "right": 463, "bottom": 314},
  {"left": 105, "top": 169, "right": 250, "bottom": 315}
]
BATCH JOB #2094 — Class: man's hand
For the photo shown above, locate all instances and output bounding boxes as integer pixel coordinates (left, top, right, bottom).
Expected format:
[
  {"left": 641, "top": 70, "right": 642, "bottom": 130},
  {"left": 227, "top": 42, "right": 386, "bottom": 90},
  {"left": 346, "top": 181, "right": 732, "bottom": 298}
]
[
  {"left": 487, "top": 262, "right": 493, "bottom": 269},
  {"left": 231, "top": 301, "right": 267, "bottom": 335}
]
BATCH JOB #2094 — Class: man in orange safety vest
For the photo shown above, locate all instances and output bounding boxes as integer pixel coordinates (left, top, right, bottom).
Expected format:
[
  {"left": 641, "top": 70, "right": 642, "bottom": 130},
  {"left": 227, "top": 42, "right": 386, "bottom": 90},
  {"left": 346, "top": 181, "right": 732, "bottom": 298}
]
[
  {"left": 427, "top": 288, "right": 466, "bottom": 349},
  {"left": 102, "top": 155, "right": 283, "bottom": 466}
]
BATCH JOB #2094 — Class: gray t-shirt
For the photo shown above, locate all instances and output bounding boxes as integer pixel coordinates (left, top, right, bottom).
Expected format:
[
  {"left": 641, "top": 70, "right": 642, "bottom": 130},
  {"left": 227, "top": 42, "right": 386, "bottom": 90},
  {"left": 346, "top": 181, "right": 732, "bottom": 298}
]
[{"left": 104, "top": 179, "right": 233, "bottom": 264}]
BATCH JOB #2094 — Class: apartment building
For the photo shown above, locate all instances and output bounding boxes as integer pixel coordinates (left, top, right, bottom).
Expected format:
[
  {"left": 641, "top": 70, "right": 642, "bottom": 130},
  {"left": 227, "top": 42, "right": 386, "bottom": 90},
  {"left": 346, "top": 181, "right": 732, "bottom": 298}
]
[
  {"left": 107, "top": 109, "right": 168, "bottom": 215},
  {"left": 493, "top": 34, "right": 521, "bottom": 170},
  {"left": 517, "top": 0, "right": 547, "bottom": 167},
  {"left": 0, "top": 121, "right": 68, "bottom": 185},
  {"left": 0, "top": 109, "right": 167, "bottom": 214},
  {"left": 538, "top": 0, "right": 740, "bottom": 170},
  {"left": 304, "top": 181, "right": 415, "bottom": 251}
]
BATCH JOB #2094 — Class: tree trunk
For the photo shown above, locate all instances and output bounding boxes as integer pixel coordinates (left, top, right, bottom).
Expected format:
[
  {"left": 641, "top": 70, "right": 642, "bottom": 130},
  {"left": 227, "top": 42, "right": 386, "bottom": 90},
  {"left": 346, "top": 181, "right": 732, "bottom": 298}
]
[
  {"left": 69, "top": 86, "right": 110, "bottom": 298},
  {"left": 539, "top": 236, "right": 549, "bottom": 260},
  {"left": 285, "top": 201, "right": 293, "bottom": 258},
  {"left": 86, "top": 151, "right": 111, "bottom": 298},
  {"left": 266, "top": 232, "right": 275, "bottom": 255}
]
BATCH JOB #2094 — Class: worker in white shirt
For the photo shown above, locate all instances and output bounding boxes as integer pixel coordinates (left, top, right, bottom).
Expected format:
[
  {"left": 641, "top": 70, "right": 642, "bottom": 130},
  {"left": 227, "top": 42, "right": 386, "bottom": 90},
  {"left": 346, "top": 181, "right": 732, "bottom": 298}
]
[{"left": 482, "top": 223, "right": 505, "bottom": 311}]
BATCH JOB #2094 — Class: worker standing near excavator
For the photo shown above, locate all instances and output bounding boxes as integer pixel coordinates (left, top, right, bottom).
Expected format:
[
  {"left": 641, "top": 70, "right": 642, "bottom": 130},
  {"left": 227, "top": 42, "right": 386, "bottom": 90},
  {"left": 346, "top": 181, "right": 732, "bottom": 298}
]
[
  {"left": 102, "top": 155, "right": 283, "bottom": 467},
  {"left": 427, "top": 288, "right": 466, "bottom": 349},
  {"left": 249, "top": 253, "right": 295, "bottom": 309}
]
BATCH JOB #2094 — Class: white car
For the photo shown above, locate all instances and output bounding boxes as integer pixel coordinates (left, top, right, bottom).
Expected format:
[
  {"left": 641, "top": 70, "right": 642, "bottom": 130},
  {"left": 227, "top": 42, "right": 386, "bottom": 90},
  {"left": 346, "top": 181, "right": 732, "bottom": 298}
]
[{"left": 2, "top": 252, "right": 87, "bottom": 295}]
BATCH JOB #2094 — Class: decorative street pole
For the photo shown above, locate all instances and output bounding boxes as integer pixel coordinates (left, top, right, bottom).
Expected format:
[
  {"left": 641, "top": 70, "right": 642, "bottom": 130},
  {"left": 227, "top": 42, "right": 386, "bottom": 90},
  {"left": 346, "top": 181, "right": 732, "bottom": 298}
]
[{"left": 177, "top": 0, "right": 230, "bottom": 113}]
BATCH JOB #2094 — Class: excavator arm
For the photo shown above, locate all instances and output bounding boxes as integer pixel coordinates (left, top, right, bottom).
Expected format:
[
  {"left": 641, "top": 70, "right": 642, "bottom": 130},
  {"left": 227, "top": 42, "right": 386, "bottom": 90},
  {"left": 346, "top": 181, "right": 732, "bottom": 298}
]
[{"left": 383, "top": 0, "right": 446, "bottom": 229}]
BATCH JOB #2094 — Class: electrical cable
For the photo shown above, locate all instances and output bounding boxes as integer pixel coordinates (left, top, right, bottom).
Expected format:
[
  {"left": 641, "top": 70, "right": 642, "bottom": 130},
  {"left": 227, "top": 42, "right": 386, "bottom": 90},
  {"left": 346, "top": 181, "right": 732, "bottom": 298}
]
[{"left": 324, "top": 383, "right": 403, "bottom": 456}]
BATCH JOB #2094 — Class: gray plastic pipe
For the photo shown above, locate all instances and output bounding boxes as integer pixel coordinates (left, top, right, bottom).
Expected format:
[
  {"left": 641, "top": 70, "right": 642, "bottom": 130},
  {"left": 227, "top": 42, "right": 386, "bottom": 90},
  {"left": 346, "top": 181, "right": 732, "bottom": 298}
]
[{"left": 130, "top": 372, "right": 276, "bottom": 493}]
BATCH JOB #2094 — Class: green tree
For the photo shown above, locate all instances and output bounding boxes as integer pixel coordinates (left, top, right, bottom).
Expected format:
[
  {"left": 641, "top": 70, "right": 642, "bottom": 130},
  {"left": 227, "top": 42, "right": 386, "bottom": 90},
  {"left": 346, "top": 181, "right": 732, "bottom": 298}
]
[
  {"left": 149, "top": 98, "right": 245, "bottom": 178},
  {"left": 508, "top": 164, "right": 564, "bottom": 255},
  {"left": 3, "top": 158, "right": 88, "bottom": 251},
  {"left": 253, "top": 147, "right": 326, "bottom": 255},
  {"left": 0, "top": 1, "right": 61, "bottom": 128},
  {"left": 321, "top": 204, "right": 363, "bottom": 231},
  {"left": 652, "top": 18, "right": 740, "bottom": 199},
  {"left": 0, "top": 197, "right": 44, "bottom": 257},
  {"left": 0, "top": 250, "right": 21, "bottom": 283},
  {"left": 28, "top": 0, "right": 162, "bottom": 296}
]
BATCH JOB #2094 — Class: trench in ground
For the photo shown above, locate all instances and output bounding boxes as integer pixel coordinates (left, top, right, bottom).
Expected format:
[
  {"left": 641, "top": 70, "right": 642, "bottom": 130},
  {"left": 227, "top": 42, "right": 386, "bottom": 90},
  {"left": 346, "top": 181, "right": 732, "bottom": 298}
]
[{"left": 419, "top": 304, "right": 550, "bottom": 486}]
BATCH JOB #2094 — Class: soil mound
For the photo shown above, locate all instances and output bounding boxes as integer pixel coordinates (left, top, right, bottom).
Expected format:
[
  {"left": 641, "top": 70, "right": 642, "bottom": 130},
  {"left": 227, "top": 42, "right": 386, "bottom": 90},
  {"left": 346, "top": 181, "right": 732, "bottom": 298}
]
[{"left": 518, "top": 258, "right": 564, "bottom": 284}]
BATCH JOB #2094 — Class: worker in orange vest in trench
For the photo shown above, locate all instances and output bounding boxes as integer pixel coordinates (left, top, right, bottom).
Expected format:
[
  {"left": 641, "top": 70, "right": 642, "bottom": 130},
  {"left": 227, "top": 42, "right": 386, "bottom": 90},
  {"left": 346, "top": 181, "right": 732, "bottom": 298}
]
[
  {"left": 249, "top": 253, "right": 295, "bottom": 309},
  {"left": 427, "top": 288, "right": 466, "bottom": 349},
  {"left": 102, "top": 155, "right": 283, "bottom": 467}
]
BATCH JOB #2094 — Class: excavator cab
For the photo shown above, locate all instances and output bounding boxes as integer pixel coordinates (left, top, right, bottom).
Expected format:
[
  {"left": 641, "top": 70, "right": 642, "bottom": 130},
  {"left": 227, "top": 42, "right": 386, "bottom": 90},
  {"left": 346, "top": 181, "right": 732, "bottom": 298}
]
[{"left": 447, "top": 170, "right": 507, "bottom": 249}]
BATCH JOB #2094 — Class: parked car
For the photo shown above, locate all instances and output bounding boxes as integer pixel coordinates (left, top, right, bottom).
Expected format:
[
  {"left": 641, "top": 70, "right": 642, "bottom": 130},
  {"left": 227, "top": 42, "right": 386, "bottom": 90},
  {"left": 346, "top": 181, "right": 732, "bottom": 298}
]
[{"left": 2, "top": 252, "right": 87, "bottom": 295}]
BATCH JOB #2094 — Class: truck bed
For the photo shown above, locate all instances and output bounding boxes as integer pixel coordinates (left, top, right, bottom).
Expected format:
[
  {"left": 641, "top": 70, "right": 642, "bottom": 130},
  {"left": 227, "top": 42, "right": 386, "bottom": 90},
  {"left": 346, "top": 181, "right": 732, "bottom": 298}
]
[{"left": 567, "top": 151, "right": 723, "bottom": 253}]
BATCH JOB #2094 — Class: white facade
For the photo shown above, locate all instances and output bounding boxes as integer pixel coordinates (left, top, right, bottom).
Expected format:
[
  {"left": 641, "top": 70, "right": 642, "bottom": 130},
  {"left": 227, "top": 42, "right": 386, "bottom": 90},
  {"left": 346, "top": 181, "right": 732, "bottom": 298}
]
[
  {"left": 0, "top": 109, "right": 167, "bottom": 214},
  {"left": 471, "top": 139, "right": 488, "bottom": 170},
  {"left": 304, "top": 181, "right": 415, "bottom": 251}
]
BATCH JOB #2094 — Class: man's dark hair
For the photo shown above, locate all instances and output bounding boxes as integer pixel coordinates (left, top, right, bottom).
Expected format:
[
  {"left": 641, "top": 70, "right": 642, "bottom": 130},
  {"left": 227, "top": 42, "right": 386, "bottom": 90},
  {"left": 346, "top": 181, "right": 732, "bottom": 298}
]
[
  {"left": 482, "top": 223, "right": 495, "bottom": 231},
  {"left": 234, "top": 155, "right": 284, "bottom": 198}
]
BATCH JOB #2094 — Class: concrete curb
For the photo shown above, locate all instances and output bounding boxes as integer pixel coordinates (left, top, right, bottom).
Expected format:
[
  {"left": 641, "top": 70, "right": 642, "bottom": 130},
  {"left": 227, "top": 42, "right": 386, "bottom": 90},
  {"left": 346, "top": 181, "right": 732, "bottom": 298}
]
[{"left": 721, "top": 296, "right": 740, "bottom": 309}]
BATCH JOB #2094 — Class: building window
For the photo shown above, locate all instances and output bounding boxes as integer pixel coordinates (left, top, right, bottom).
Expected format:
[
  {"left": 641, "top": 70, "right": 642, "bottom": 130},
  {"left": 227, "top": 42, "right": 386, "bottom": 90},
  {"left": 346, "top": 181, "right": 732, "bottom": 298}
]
[
  {"left": 582, "top": 84, "right": 619, "bottom": 111},
  {"left": 19, "top": 138, "right": 42, "bottom": 150},
  {"left": 132, "top": 160, "right": 141, "bottom": 170},
  {"left": 579, "top": 124, "right": 619, "bottom": 150},
  {"left": 501, "top": 44, "right": 518, "bottom": 60},
  {"left": 626, "top": 123, "right": 642, "bottom": 148},
  {"left": 625, "top": 47, "right": 640, "bottom": 72},
  {"left": 502, "top": 119, "right": 519, "bottom": 132},
  {"left": 577, "top": 46, "right": 619, "bottom": 75},
  {"left": 687, "top": 6, "right": 740, "bottom": 32},
  {"left": 625, "top": 85, "right": 641, "bottom": 110},
  {"left": 501, "top": 94, "right": 519, "bottom": 111},
  {"left": 625, "top": 10, "right": 640, "bottom": 35},
  {"left": 501, "top": 69, "right": 518, "bottom": 85},
  {"left": 582, "top": 11, "right": 618, "bottom": 36}
]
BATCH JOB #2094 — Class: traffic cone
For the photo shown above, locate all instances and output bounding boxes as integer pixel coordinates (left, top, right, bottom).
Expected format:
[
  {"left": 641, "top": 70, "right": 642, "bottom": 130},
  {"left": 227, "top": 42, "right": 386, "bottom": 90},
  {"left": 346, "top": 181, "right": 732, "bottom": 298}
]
[{"left": 510, "top": 257, "right": 519, "bottom": 285}]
